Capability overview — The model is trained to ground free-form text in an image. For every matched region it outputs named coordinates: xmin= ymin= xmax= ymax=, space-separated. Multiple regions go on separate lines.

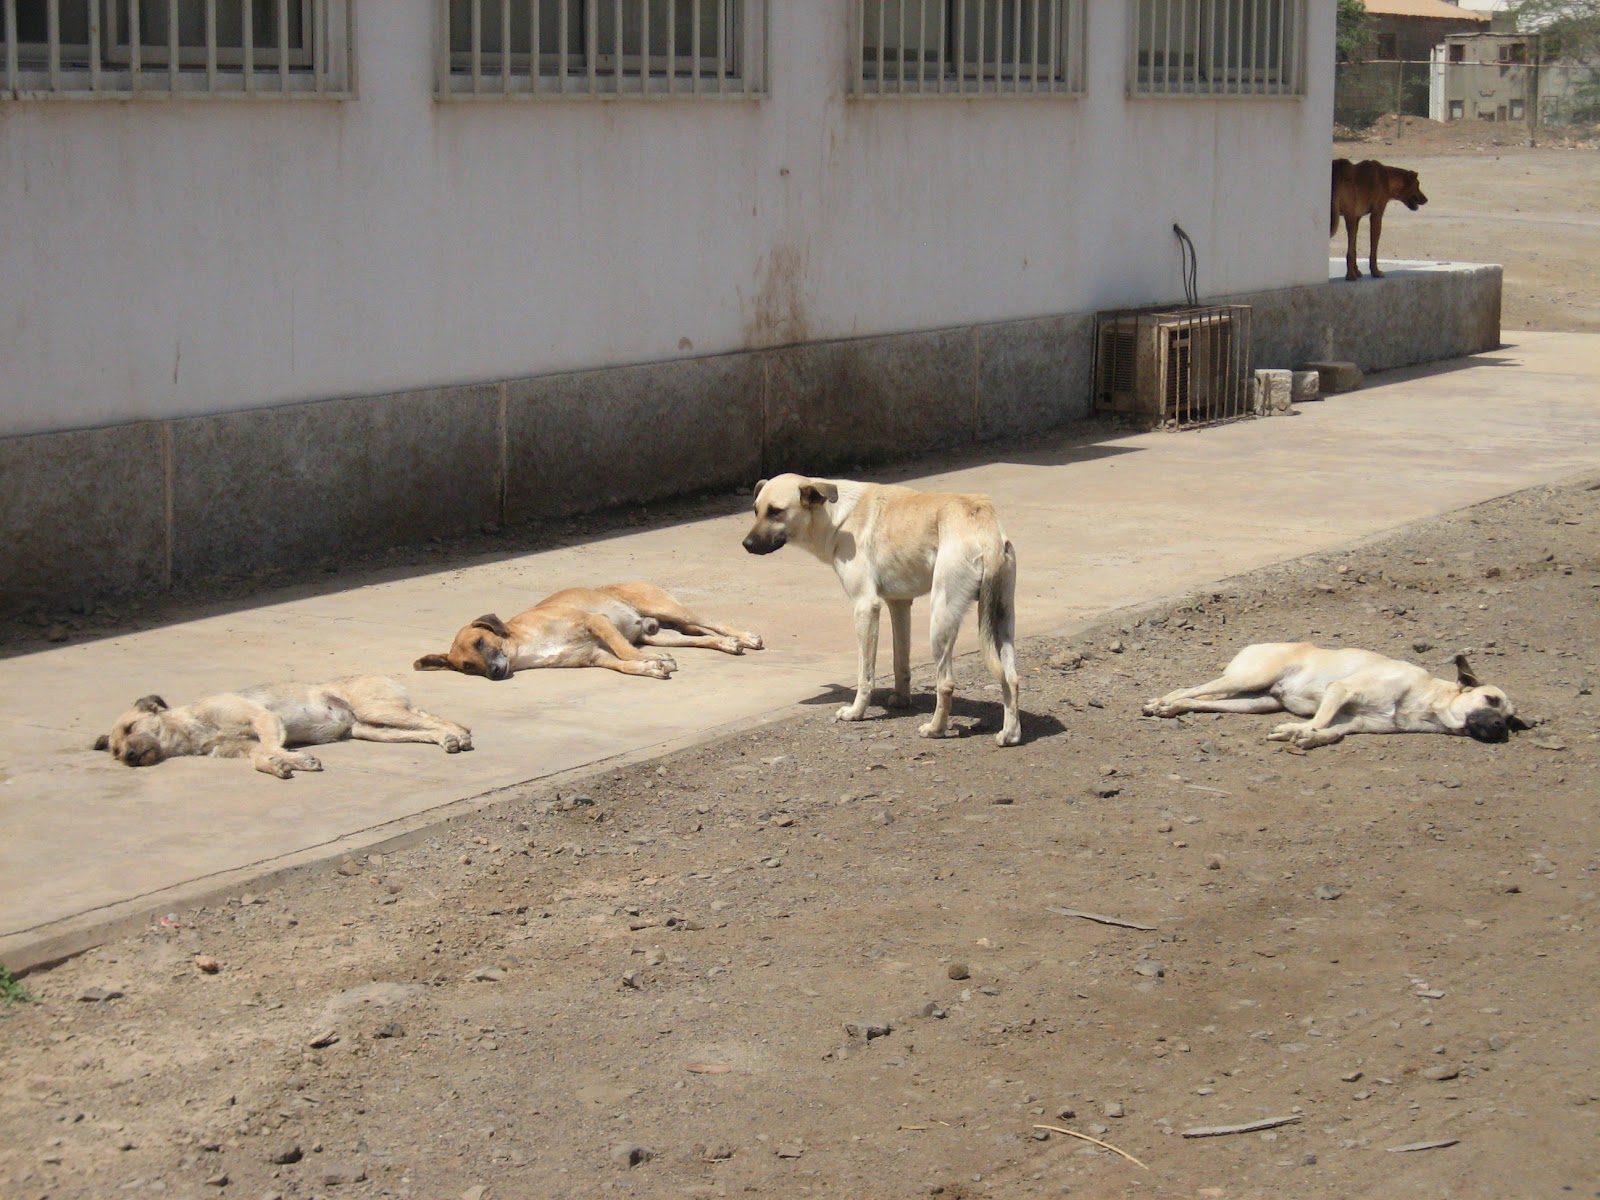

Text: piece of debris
xmin=469 ymin=966 xmax=505 ymax=982
xmin=1046 ymin=907 xmax=1156 ymax=931
xmin=1182 ymin=1115 xmax=1302 ymax=1138
xmin=844 ymin=1019 xmax=892 ymax=1041
xmin=1420 ymin=1064 xmax=1460 ymax=1082
xmin=685 ymin=1062 xmax=732 ymax=1074
xmin=1313 ymin=884 xmax=1343 ymax=901
xmin=308 ymin=1030 xmax=340 ymax=1049
xmin=611 ymin=1143 xmax=655 ymax=1167
xmin=774 ymin=1143 xmax=805 ymax=1158
xmin=193 ymin=955 xmax=220 ymax=974
xmin=79 ymin=987 xmax=123 ymax=1003
xmin=1031 ymin=1125 xmax=1147 ymax=1169
xmin=1387 ymin=1139 xmax=1459 ymax=1153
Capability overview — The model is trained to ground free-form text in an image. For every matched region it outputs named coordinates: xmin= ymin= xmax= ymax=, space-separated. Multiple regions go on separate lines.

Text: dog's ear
xmin=92 ymin=734 xmax=110 ymax=751
xmin=1507 ymin=713 xmax=1534 ymax=732
xmin=134 ymin=695 xmax=168 ymax=713
xmin=800 ymin=481 xmax=839 ymax=506
xmin=753 ymin=478 xmax=769 ymax=497
xmin=1453 ymin=654 xmax=1481 ymax=689
xmin=470 ymin=614 xmax=511 ymax=638
xmin=413 ymin=653 xmax=453 ymax=672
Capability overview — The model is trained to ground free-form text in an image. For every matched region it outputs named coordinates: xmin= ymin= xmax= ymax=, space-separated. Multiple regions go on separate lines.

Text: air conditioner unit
xmin=1093 ymin=305 xmax=1253 ymax=429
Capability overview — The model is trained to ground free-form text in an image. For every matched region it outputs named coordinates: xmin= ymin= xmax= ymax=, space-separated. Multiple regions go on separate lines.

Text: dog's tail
xmin=978 ymin=536 xmax=1022 ymax=745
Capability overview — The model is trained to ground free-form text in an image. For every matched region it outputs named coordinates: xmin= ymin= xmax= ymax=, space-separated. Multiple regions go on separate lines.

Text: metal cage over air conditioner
xmin=1093 ymin=304 xmax=1253 ymax=429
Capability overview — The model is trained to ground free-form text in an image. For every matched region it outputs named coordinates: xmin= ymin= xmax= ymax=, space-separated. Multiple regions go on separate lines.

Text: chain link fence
xmin=1336 ymin=59 xmax=1600 ymax=134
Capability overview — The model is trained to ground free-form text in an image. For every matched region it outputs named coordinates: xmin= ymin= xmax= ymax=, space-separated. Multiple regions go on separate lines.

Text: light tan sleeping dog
xmin=1144 ymin=643 xmax=1523 ymax=749
xmin=94 ymin=676 xmax=472 ymax=778
xmin=414 ymin=582 xmax=763 ymax=681
xmin=742 ymin=473 xmax=1021 ymax=746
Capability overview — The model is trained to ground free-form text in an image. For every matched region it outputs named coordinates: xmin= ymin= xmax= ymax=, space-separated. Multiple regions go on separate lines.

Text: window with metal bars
xmin=853 ymin=0 xmax=1084 ymax=96
xmin=1130 ymin=0 xmax=1304 ymax=97
xmin=2 ymin=0 xmax=352 ymax=96
xmin=437 ymin=0 xmax=766 ymax=98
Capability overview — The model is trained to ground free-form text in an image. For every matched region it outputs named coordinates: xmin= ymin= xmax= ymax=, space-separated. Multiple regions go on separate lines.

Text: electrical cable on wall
xmin=1173 ymin=224 xmax=1199 ymax=306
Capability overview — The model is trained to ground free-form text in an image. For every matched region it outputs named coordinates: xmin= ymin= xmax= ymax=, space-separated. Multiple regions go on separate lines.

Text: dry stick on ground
xmin=1387 ymin=1139 xmax=1460 ymax=1153
xmin=1031 ymin=1125 xmax=1149 ymax=1169
xmin=1045 ymin=907 xmax=1157 ymax=931
xmin=1181 ymin=1115 xmax=1303 ymax=1138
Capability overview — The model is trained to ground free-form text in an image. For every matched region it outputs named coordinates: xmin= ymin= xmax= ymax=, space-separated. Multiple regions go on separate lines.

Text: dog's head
xmin=1451 ymin=654 xmax=1525 ymax=743
xmin=414 ymin=614 xmax=515 ymax=681
xmin=1390 ymin=167 xmax=1427 ymax=211
xmin=93 ymin=695 xmax=174 ymax=767
xmin=742 ymin=474 xmax=838 ymax=556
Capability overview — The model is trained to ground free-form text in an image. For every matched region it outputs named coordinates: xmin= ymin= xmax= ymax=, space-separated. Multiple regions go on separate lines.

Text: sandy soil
xmin=3 ymin=474 xmax=1598 ymax=1200
xmin=1335 ymin=118 xmax=1600 ymax=333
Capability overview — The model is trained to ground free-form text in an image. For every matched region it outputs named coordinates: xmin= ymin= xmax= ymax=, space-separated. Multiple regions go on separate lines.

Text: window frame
xmin=851 ymin=0 xmax=1086 ymax=98
xmin=2 ymin=0 xmax=353 ymax=98
xmin=1129 ymin=0 xmax=1306 ymax=99
xmin=436 ymin=0 xmax=767 ymax=100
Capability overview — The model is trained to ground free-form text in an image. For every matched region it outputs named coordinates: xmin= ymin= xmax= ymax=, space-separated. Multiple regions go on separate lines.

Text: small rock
xmin=947 ymin=963 xmax=971 ymax=980
xmin=1313 ymin=884 xmax=1343 ymax=901
xmin=372 ymin=1023 xmax=405 ymax=1039
xmin=268 ymin=1146 xmax=303 ymax=1165
xmin=194 ymin=955 xmax=221 ymax=974
xmin=844 ymin=1019 xmax=892 ymax=1041
xmin=469 ymin=966 xmax=505 ymax=982
xmin=1134 ymin=960 xmax=1165 ymax=978
xmin=1091 ymin=783 xmax=1121 ymax=799
xmin=611 ymin=1143 xmax=655 ymax=1167
xmin=774 ymin=1143 xmax=805 ymax=1158
xmin=320 ymin=1163 xmax=368 ymax=1186
xmin=1204 ymin=854 xmax=1224 ymax=871
xmin=204 ymin=1172 xmax=229 ymax=1187
xmin=1420 ymin=1064 xmax=1460 ymax=1082
xmin=1109 ymin=640 xmax=1125 ymax=654
xmin=1056 ymin=1106 xmax=1076 ymax=1120
xmin=1104 ymin=1102 xmax=1125 ymax=1118
xmin=308 ymin=1030 xmax=340 ymax=1049
xmin=79 ymin=986 xmax=124 ymax=1003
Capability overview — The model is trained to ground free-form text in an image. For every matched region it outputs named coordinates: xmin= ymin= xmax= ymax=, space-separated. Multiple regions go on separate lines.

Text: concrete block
xmin=0 ymin=423 xmax=167 ymax=616
xmin=1299 ymin=360 xmax=1365 ymax=393
xmin=1292 ymin=370 xmax=1322 ymax=403
xmin=976 ymin=314 xmax=1097 ymax=440
xmin=1253 ymin=369 xmax=1294 ymax=415
xmin=763 ymin=329 xmax=975 ymax=474
xmin=171 ymin=385 xmax=500 ymax=583
xmin=507 ymin=353 xmax=763 ymax=523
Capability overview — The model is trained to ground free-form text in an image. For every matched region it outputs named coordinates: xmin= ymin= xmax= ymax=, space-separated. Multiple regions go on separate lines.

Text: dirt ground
xmin=1335 ymin=117 xmax=1600 ymax=334
xmin=5 ymin=120 xmax=1600 ymax=1200
xmin=4 ymin=473 xmax=1599 ymax=1200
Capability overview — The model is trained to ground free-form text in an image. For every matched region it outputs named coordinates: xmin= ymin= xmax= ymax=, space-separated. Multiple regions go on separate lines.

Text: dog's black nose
xmin=1465 ymin=709 xmax=1508 ymax=743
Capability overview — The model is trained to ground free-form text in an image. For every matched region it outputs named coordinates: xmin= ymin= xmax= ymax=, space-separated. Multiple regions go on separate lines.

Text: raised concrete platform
xmin=5 ymin=330 xmax=1587 ymax=976
xmin=0 ymin=261 xmax=1502 ymax=620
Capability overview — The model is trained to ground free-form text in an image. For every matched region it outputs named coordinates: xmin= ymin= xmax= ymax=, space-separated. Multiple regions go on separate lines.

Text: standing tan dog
xmin=94 ymin=677 xmax=472 ymax=778
xmin=415 ymin=583 xmax=763 ymax=681
xmin=742 ymin=474 xmax=1021 ymax=746
xmin=1143 ymin=643 xmax=1523 ymax=748
xmin=1331 ymin=158 xmax=1428 ymax=281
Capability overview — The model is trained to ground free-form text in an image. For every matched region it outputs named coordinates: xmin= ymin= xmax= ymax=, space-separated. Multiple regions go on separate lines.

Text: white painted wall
xmin=0 ymin=2 xmax=1334 ymax=438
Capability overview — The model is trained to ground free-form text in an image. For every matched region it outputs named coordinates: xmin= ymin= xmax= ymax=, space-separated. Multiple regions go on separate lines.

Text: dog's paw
xmin=994 ymin=727 xmax=1022 ymax=748
xmin=834 ymin=705 xmax=868 ymax=723
xmin=918 ymin=720 xmax=958 ymax=739
xmin=292 ymin=753 xmax=323 ymax=772
xmin=739 ymin=632 xmax=764 ymax=651
xmin=714 ymin=637 xmax=744 ymax=655
xmin=442 ymin=732 xmax=472 ymax=753
xmin=886 ymin=690 xmax=911 ymax=709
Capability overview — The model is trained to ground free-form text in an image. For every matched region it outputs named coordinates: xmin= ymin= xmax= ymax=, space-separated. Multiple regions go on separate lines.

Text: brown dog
xmin=94 ymin=676 xmax=472 ymax=778
xmin=1331 ymin=158 xmax=1428 ymax=281
xmin=414 ymin=582 xmax=763 ymax=681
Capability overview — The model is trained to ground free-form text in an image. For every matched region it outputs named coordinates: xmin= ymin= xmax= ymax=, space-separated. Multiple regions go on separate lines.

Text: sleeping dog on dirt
xmin=94 ymin=676 xmax=472 ymax=778
xmin=1144 ymin=643 xmax=1524 ymax=749
xmin=415 ymin=582 xmax=763 ymax=681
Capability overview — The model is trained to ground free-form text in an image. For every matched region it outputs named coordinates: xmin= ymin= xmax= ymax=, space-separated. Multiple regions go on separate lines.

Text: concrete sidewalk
xmin=5 ymin=331 xmax=1599 ymax=971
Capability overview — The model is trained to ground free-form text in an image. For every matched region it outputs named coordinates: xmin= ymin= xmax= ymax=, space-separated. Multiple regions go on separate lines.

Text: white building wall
xmin=0 ymin=2 xmax=1335 ymax=439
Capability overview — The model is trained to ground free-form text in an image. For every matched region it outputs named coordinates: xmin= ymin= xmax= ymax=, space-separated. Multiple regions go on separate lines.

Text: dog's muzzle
xmin=1465 ymin=708 xmax=1509 ymax=743
xmin=742 ymin=530 xmax=785 ymax=555
xmin=121 ymin=738 xmax=163 ymax=767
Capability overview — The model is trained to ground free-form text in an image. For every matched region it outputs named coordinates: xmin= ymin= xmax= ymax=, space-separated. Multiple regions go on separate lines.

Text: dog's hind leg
xmin=886 ymin=598 xmax=913 ymax=708
xmin=978 ymin=538 xmax=1021 ymax=746
xmin=1150 ymin=694 xmax=1283 ymax=717
xmin=351 ymin=711 xmax=472 ymax=753
xmin=627 ymin=587 xmax=764 ymax=651
xmin=1343 ymin=212 xmax=1362 ymax=280
xmin=919 ymin=572 xmax=974 ymax=740
xmin=639 ymin=627 xmax=748 ymax=656
xmin=1366 ymin=205 xmax=1386 ymax=278
xmin=584 ymin=616 xmax=678 ymax=678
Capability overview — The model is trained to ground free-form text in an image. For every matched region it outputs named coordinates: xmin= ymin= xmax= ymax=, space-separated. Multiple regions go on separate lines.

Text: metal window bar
xmin=3 ymin=0 xmax=352 ymax=98
xmin=436 ymin=0 xmax=760 ymax=100
xmin=1092 ymin=305 xmax=1254 ymax=431
xmin=854 ymin=0 xmax=1080 ymax=97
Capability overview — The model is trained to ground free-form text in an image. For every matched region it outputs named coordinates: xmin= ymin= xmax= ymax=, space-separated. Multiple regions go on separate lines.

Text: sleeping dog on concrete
xmin=1144 ymin=643 xmax=1524 ymax=749
xmin=95 ymin=676 xmax=472 ymax=778
xmin=415 ymin=582 xmax=763 ymax=681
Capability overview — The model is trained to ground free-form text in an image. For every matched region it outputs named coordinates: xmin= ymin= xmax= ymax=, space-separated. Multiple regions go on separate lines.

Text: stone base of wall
xmin=0 ymin=263 xmax=1501 ymax=619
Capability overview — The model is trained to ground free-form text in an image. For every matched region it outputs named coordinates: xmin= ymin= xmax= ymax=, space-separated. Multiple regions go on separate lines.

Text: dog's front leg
xmin=1343 ymin=213 xmax=1362 ymax=280
xmin=838 ymin=600 xmax=882 ymax=722
xmin=1268 ymin=682 xmax=1354 ymax=748
xmin=246 ymin=712 xmax=322 ymax=778
xmin=1367 ymin=206 xmax=1386 ymax=278
xmin=886 ymin=598 xmax=913 ymax=708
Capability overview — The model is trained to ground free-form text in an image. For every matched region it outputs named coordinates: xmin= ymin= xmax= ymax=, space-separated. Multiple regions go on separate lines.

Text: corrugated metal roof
xmin=1363 ymin=0 xmax=1492 ymax=18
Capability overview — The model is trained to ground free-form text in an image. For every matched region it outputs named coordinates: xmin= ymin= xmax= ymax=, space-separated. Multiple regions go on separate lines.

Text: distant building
xmin=1432 ymin=31 xmax=1535 ymax=122
xmin=1336 ymin=0 xmax=1489 ymax=123
xmin=1364 ymin=0 xmax=1488 ymax=62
